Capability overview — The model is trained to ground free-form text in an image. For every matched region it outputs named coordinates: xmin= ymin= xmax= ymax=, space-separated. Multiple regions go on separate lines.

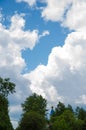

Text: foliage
xmin=0 ymin=77 xmax=15 ymax=130
xmin=76 ymin=107 xmax=86 ymax=120
xmin=22 ymin=93 xmax=47 ymax=116
xmin=17 ymin=111 xmax=46 ymax=130
xmin=66 ymin=104 xmax=73 ymax=112
xmin=52 ymin=110 xmax=75 ymax=130
xmin=16 ymin=93 xmax=47 ymax=130
xmin=50 ymin=102 xmax=86 ymax=130
xmin=54 ymin=101 xmax=66 ymax=116
xmin=0 ymin=77 xmax=15 ymax=97
xmin=0 ymin=95 xmax=13 ymax=130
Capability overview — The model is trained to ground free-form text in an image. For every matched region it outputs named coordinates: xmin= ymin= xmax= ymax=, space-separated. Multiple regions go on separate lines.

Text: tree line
xmin=0 ymin=76 xmax=86 ymax=130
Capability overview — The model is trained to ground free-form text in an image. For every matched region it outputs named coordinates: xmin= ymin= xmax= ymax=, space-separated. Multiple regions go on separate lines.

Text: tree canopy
xmin=17 ymin=111 xmax=46 ymax=130
xmin=22 ymin=93 xmax=47 ymax=116
xmin=16 ymin=93 xmax=47 ymax=130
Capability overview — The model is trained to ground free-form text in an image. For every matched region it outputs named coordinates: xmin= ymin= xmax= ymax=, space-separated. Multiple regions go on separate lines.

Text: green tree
xmin=52 ymin=110 xmax=84 ymax=130
xmin=0 ymin=77 xmax=15 ymax=130
xmin=75 ymin=107 xmax=86 ymax=129
xmin=53 ymin=102 xmax=66 ymax=118
xmin=78 ymin=108 xmax=86 ymax=120
xmin=22 ymin=93 xmax=47 ymax=116
xmin=66 ymin=104 xmax=73 ymax=113
xmin=0 ymin=95 xmax=14 ymax=130
xmin=17 ymin=111 xmax=46 ymax=130
xmin=16 ymin=93 xmax=47 ymax=130
xmin=0 ymin=77 xmax=15 ymax=97
xmin=53 ymin=110 xmax=76 ymax=130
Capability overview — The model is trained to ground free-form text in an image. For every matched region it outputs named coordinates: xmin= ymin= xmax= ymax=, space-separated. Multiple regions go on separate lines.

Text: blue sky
xmin=0 ymin=0 xmax=86 ymax=129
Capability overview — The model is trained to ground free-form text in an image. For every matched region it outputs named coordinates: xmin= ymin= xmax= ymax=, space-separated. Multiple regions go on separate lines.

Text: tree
xmin=53 ymin=102 xmax=66 ymax=117
xmin=16 ymin=93 xmax=47 ymax=130
xmin=52 ymin=110 xmax=84 ymax=130
xmin=66 ymin=104 xmax=73 ymax=113
xmin=78 ymin=108 xmax=86 ymax=120
xmin=17 ymin=111 xmax=46 ymax=130
xmin=22 ymin=93 xmax=47 ymax=116
xmin=0 ymin=77 xmax=15 ymax=97
xmin=0 ymin=95 xmax=14 ymax=130
xmin=0 ymin=77 xmax=15 ymax=130
xmin=75 ymin=107 xmax=86 ymax=129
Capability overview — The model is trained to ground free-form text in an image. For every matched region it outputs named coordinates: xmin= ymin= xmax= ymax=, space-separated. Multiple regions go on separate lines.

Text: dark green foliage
xmin=16 ymin=93 xmax=47 ymax=130
xmin=17 ymin=111 xmax=46 ymax=130
xmin=51 ymin=101 xmax=66 ymax=120
xmin=67 ymin=104 xmax=73 ymax=112
xmin=0 ymin=77 xmax=15 ymax=97
xmin=78 ymin=108 xmax=86 ymax=120
xmin=0 ymin=77 xmax=15 ymax=130
xmin=22 ymin=93 xmax=47 ymax=116
xmin=0 ymin=95 xmax=13 ymax=130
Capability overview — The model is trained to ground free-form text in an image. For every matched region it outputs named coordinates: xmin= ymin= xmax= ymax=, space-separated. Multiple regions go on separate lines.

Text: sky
xmin=0 ymin=0 xmax=86 ymax=129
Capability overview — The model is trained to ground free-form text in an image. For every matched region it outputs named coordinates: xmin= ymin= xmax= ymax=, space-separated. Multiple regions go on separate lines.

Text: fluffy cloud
xmin=42 ymin=0 xmax=72 ymax=21
xmin=15 ymin=0 xmax=86 ymax=30
xmin=0 ymin=13 xmax=49 ymax=128
xmin=15 ymin=0 xmax=86 ymax=106
xmin=41 ymin=0 xmax=86 ymax=32
xmin=1 ymin=0 xmax=86 ymax=128
xmin=24 ymin=31 xmax=86 ymax=106
xmin=62 ymin=0 xmax=86 ymax=31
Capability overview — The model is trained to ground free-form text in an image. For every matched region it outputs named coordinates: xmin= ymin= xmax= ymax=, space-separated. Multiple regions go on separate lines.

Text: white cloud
xmin=39 ymin=30 xmax=50 ymax=38
xmin=1 ymin=0 xmax=86 ymax=128
xmin=16 ymin=0 xmax=36 ymax=7
xmin=24 ymin=65 xmax=64 ymax=106
xmin=41 ymin=0 xmax=86 ymax=32
xmin=41 ymin=0 xmax=72 ymax=22
xmin=24 ymin=31 xmax=86 ymax=106
xmin=21 ymin=0 xmax=86 ymax=106
xmin=0 ymin=13 xmax=49 ymax=128
xmin=62 ymin=0 xmax=86 ymax=31
xmin=9 ymin=14 xmax=39 ymax=50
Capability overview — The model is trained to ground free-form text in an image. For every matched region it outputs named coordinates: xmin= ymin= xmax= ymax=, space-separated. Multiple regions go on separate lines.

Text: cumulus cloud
xmin=0 ymin=13 xmax=49 ymax=128
xmin=1 ymin=0 xmax=86 ymax=128
xmin=41 ymin=0 xmax=86 ymax=32
xmin=42 ymin=0 xmax=72 ymax=22
xmin=9 ymin=14 xmax=39 ymax=50
xmin=27 ymin=0 xmax=86 ymax=106
xmin=24 ymin=31 xmax=86 ymax=105
xmin=15 ymin=0 xmax=86 ymax=107
xmin=62 ymin=0 xmax=86 ymax=31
